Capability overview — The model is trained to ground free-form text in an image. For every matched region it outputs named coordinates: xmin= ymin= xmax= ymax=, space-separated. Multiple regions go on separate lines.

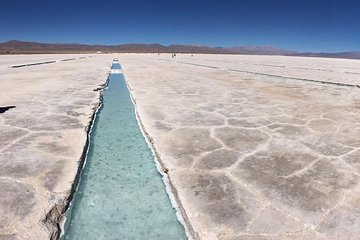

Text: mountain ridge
xmin=1 ymin=40 xmax=359 ymax=60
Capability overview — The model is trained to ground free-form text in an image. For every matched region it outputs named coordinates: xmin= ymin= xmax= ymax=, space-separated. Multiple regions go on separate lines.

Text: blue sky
xmin=0 ymin=0 xmax=359 ymax=52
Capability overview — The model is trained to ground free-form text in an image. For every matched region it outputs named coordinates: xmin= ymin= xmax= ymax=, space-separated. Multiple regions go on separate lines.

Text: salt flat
xmin=1 ymin=53 xmax=360 ymax=240
xmin=0 ymin=54 xmax=112 ymax=239
xmin=120 ymin=53 xmax=360 ymax=240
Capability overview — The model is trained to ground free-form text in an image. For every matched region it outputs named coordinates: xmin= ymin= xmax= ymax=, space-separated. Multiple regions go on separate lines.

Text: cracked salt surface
xmin=0 ymin=54 xmax=112 ymax=239
xmin=62 ymin=61 xmax=186 ymax=240
xmin=119 ymin=53 xmax=360 ymax=240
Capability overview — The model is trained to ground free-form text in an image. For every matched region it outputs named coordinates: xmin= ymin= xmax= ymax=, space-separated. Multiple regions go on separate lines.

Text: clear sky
xmin=0 ymin=0 xmax=359 ymax=52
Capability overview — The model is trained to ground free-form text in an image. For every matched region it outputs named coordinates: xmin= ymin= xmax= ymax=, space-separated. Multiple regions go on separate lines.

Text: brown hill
xmin=0 ymin=40 xmax=294 ymax=55
xmin=0 ymin=40 xmax=359 ymax=60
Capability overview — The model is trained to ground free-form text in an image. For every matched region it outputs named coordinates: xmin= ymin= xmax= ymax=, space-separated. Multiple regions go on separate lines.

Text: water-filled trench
xmin=62 ymin=60 xmax=186 ymax=240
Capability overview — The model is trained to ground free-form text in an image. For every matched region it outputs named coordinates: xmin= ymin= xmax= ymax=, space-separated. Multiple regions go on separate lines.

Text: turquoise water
xmin=62 ymin=61 xmax=186 ymax=240
xmin=111 ymin=62 xmax=121 ymax=69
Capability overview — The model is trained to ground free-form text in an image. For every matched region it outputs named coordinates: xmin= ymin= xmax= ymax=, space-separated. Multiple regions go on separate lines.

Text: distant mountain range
xmin=0 ymin=40 xmax=359 ymax=60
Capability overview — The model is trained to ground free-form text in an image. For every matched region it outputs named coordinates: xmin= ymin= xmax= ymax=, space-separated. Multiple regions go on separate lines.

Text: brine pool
xmin=61 ymin=60 xmax=187 ymax=240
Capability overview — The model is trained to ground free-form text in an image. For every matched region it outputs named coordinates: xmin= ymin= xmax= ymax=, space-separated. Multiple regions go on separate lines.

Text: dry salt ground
xmin=1 ymin=53 xmax=360 ymax=240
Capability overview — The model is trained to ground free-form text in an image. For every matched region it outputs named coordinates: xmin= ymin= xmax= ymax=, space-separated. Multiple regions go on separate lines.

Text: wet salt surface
xmin=62 ymin=62 xmax=186 ymax=240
